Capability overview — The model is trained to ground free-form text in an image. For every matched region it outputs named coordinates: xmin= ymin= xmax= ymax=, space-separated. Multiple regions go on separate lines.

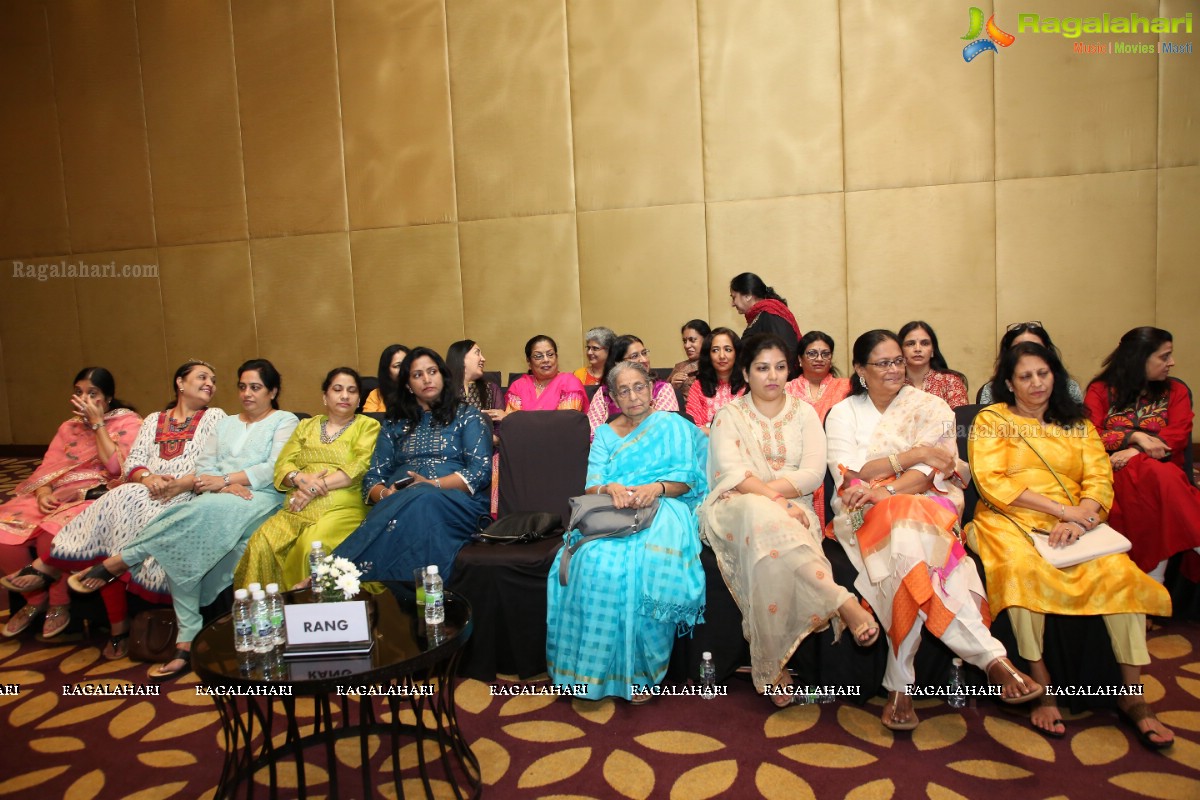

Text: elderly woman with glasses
xmin=573 ymin=327 xmax=616 ymax=388
xmin=826 ymin=330 xmax=1043 ymax=731
xmin=548 ymin=360 xmax=707 ymax=703
xmin=587 ymin=334 xmax=679 ymax=438
xmin=502 ymin=335 xmax=589 ymax=417
xmin=978 ymin=322 xmax=1083 ymax=405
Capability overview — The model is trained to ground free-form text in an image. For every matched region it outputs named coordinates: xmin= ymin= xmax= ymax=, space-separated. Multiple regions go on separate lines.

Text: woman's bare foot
xmin=1117 ymin=696 xmax=1174 ymax=750
xmin=103 ymin=620 xmax=131 ymax=660
xmin=882 ymin=690 xmax=918 ymax=731
xmin=1030 ymin=697 xmax=1066 ymax=738
xmin=838 ymin=597 xmax=880 ymax=647
xmin=770 ymin=671 xmax=795 ymax=708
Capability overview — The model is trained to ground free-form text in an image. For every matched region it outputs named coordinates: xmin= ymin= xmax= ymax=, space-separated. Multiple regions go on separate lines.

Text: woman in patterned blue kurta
xmin=547 ymin=361 xmax=707 ymax=702
xmin=336 ymin=348 xmax=492 ymax=583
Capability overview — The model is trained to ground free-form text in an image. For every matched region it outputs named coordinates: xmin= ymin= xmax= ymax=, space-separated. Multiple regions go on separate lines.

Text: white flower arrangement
xmin=314 ymin=555 xmax=362 ymax=601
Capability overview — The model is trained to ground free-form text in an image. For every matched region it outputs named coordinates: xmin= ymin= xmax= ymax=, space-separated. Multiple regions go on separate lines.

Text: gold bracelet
xmin=888 ymin=453 xmax=903 ymax=478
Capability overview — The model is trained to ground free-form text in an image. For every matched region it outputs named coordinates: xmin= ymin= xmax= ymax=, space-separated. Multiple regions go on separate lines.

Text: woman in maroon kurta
xmin=1084 ymin=327 xmax=1200 ymax=581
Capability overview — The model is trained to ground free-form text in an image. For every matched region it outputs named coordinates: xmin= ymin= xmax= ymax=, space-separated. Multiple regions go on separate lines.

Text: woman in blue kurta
xmin=71 ymin=360 xmax=297 ymax=680
xmin=547 ymin=361 xmax=707 ymax=702
xmin=335 ymin=347 xmax=492 ymax=583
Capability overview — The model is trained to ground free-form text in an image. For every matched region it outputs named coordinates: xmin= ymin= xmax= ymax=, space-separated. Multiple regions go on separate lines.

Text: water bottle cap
xmin=252 ymin=590 xmax=266 ymax=600
xmin=265 ymin=583 xmax=279 ymax=593
xmin=248 ymin=582 xmax=261 ymax=592
xmin=234 ymin=589 xmax=249 ymax=600
xmin=702 ymin=652 xmax=712 ymax=660
xmin=427 ymin=565 xmax=439 ymax=575
xmin=952 ymin=658 xmax=963 ymax=666
xmin=311 ymin=541 xmax=323 ymax=549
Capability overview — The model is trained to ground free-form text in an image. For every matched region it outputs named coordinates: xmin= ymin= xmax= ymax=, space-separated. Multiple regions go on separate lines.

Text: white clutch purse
xmin=1031 ymin=522 xmax=1131 ymax=569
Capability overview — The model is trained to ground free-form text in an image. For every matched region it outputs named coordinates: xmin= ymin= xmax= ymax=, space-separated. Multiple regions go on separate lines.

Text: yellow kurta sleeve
xmin=342 ymin=417 xmax=381 ymax=484
xmin=1077 ymin=420 xmax=1114 ymax=513
xmin=272 ymin=417 xmax=309 ymax=490
xmin=968 ymin=408 xmax=1027 ymax=509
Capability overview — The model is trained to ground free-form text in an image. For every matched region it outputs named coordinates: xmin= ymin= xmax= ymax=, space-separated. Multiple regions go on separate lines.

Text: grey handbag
xmin=557 ymin=494 xmax=659 ymax=586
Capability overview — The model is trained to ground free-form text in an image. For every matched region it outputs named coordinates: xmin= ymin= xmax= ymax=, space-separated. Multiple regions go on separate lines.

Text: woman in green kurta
xmin=236 ymin=368 xmax=380 ymax=588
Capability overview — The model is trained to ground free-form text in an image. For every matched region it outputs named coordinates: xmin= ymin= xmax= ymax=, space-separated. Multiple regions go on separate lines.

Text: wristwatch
xmin=223 ymin=475 xmax=231 ymax=486
xmin=90 ymin=421 xmax=102 ymax=431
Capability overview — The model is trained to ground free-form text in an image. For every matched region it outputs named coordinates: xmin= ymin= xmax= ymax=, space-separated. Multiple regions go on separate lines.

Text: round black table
xmin=192 ymin=586 xmax=479 ymax=799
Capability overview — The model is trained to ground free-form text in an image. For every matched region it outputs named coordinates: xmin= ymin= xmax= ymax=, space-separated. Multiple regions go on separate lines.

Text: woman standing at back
xmin=729 ymin=272 xmax=801 ymax=380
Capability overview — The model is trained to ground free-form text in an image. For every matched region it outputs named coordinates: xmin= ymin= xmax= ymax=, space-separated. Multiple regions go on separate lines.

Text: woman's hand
xmin=221 ymin=484 xmax=253 ymax=500
xmin=909 ymin=445 xmax=955 ymax=476
xmin=780 ymin=499 xmax=810 ymax=528
xmin=668 ymin=369 xmax=688 ymax=389
xmin=1060 ymin=504 xmax=1100 ymax=531
xmin=622 ymin=484 xmax=661 ymax=509
xmin=141 ymin=474 xmax=172 ymax=500
xmin=605 ymin=483 xmax=631 ymax=509
xmin=1110 ymin=447 xmax=1139 ymax=470
xmin=289 ymin=488 xmax=314 ymax=513
xmin=1045 ymin=521 xmax=1084 ymax=548
xmin=844 ymin=484 xmax=886 ymax=511
xmin=1130 ymin=432 xmax=1170 ymax=459
xmin=36 ymin=490 xmax=61 ymax=514
xmin=293 ymin=471 xmax=330 ymax=497
xmin=192 ymin=474 xmax=226 ymax=494
xmin=157 ymin=476 xmax=193 ymax=501
xmin=483 ymin=408 xmax=507 ymax=425
xmin=71 ymin=394 xmax=106 ymax=428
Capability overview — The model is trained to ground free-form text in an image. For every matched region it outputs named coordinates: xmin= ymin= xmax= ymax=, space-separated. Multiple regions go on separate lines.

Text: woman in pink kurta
xmin=785 ymin=331 xmax=852 ymax=529
xmin=0 ymin=368 xmax=140 ymax=638
xmin=686 ymin=327 xmax=744 ymax=430
xmin=503 ymin=335 xmax=588 ymax=414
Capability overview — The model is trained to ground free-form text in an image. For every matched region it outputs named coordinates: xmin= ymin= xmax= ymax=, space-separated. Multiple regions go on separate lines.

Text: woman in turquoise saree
xmin=547 ymin=361 xmax=707 ymax=702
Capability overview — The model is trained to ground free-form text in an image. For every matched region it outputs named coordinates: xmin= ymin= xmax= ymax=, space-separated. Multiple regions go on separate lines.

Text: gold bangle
xmin=888 ymin=453 xmax=903 ymax=478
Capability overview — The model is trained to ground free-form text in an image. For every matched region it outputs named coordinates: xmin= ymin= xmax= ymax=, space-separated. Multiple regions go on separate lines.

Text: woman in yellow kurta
xmin=235 ymin=368 xmax=380 ymax=587
xmin=967 ymin=342 xmax=1173 ymax=748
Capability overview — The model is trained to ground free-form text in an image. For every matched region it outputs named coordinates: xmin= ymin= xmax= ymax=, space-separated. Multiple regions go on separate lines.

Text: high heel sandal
xmin=986 ymin=657 xmax=1044 ymax=704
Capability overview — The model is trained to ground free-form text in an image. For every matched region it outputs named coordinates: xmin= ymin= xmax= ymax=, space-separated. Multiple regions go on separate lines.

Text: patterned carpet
xmin=3 ymin=456 xmax=1200 ymax=799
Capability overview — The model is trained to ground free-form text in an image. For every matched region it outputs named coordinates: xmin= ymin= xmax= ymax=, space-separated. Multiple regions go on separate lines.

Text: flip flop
xmin=103 ymin=631 xmax=130 ymax=661
xmin=882 ymin=690 xmax=919 ymax=731
xmin=1029 ymin=698 xmax=1066 ymax=739
xmin=68 ymin=563 xmax=121 ymax=594
xmin=148 ymin=648 xmax=192 ymax=682
xmin=987 ymin=657 xmax=1044 ymax=704
xmin=0 ymin=564 xmax=57 ymax=594
xmin=1118 ymin=699 xmax=1174 ymax=750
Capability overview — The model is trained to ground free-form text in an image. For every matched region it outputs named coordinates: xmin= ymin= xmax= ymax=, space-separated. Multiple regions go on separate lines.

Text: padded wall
xmin=0 ymin=0 xmax=1197 ymax=441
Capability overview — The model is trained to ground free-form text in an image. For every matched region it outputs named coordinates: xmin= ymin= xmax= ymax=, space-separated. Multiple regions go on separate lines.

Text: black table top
xmin=193 ymin=586 xmax=472 ymax=693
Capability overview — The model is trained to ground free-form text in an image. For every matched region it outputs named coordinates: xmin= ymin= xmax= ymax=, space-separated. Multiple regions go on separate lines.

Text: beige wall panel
xmin=1157 ymin=166 xmax=1200 ymax=394
xmin=706 ymin=194 xmax=848 ymax=374
xmin=996 ymin=171 xmax=1157 ymax=388
xmin=459 ymin=214 xmax=580 ymax=378
xmin=841 ymin=1 xmax=994 ymax=191
xmin=47 ymin=0 xmax=155 ymax=253
xmin=569 ymin=0 xmax=703 ymax=211
xmin=137 ymin=1 xmax=248 ymax=246
xmin=233 ymin=0 xmax=348 ymax=238
xmin=351 ymin=224 xmax=464 ymax=371
xmin=1159 ymin=0 xmax=1200 ymax=167
xmin=159 ymin=241 xmax=258 ymax=401
xmin=698 ymin=0 xmax=843 ymax=201
xmin=337 ymin=0 xmax=457 ymax=229
xmin=0 ymin=3 xmax=69 ymax=259
xmin=73 ymin=249 xmax=167 ymax=418
xmin=250 ymin=234 xmax=357 ymax=417
xmin=846 ymin=183 xmax=997 ymax=391
xmin=994 ymin=0 xmax=1157 ymax=180
xmin=447 ymin=0 xmax=575 ymax=220
xmin=0 ymin=259 xmax=83 ymax=443
xmin=577 ymin=205 xmax=708 ymax=373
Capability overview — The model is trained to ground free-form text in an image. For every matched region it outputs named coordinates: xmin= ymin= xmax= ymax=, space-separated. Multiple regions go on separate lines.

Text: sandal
xmin=1117 ymin=698 xmax=1174 ymax=751
xmin=986 ymin=657 xmax=1044 ymax=704
xmin=103 ymin=630 xmax=130 ymax=661
xmin=2 ymin=603 xmax=45 ymax=638
xmin=1029 ymin=696 xmax=1066 ymax=739
xmin=68 ymin=563 xmax=121 ymax=594
xmin=882 ymin=690 xmax=919 ymax=731
xmin=0 ymin=564 xmax=57 ymax=594
xmin=148 ymin=647 xmax=192 ymax=682
xmin=40 ymin=605 xmax=71 ymax=639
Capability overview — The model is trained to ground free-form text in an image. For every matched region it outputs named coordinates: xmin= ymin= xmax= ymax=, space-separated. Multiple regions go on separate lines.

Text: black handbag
xmin=476 ymin=511 xmax=561 ymax=544
xmin=557 ymin=494 xmax=659 ymax=586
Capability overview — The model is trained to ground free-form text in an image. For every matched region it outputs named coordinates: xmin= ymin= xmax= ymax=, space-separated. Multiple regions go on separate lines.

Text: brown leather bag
xmin=128 ymin=609 xmax=178 ymax=663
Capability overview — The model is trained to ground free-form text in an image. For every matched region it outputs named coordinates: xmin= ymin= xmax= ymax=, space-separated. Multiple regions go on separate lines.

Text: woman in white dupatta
xmin=701 ymin=335 xmax=880 ymax=707
xmin=826 ymin=330 xmax=1042 ymax=731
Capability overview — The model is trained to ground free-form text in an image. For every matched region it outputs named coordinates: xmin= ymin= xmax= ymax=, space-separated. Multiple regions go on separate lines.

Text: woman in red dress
xmin=1084 ymin=326 xmax=1200 ymax=582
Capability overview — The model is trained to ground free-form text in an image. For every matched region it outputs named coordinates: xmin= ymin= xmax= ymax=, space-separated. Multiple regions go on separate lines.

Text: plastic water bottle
xmin=947 ymin=657 xmax=967 ymax=708
xmin=232 ymin=588 xmax=253 ymax=653
xmin=309 ymin=541 xmax=327 ymax=598
xmin=424 ymin=565 xmax=444 ymax=625
xmin=251 ymin=589 xmax=273 ymax=654
xmin=699 ymin=651 xmax=717 ymax=699
xmin=265 ymin=583 xmax=286 ymax=646
xmin=247 ymin=582 xmax=262 ymax=594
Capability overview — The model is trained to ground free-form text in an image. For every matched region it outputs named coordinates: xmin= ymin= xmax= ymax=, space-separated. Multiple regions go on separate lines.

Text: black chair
xmin=449 ymin=411 xmax=590 ymax=680
xmin=482 ymin=370 xmax=501 ymax=388
xmin=507 ymin=372 xmax=526 ymax=388
xmin=584 ymin=383 xmax=601 ymax=403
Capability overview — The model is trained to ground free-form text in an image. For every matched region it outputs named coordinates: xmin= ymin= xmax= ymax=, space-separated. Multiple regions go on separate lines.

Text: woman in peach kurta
xmin=786 ymin=331 xmax=852 ymax=528
xmin=966 ymin=342 xmax=1172 ymax=746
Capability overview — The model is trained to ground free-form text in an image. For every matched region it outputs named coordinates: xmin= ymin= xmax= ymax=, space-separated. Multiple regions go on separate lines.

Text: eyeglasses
xmin=530 ymin=351 xmax=556 ymax=361
xmin=866 ymin=357 xmax=906 ymax=369
xmin=1006 ymin=321 xmax=1043 ymax=332
xmin=585 ymin=345 xmax=607 ymax=352
xmin=803 ymin=349 xmax=832 ymax=360
xmin=626 ymin=349 xmax=650 ymax=360
xmin=615 ymin=382 xmax=650 ymax=398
